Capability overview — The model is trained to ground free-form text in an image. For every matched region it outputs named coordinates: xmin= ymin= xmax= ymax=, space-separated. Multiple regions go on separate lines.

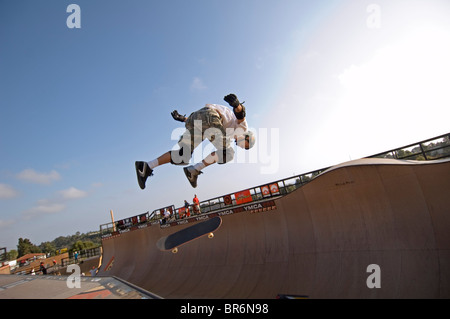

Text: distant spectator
xmin=161 ymin=208 xmax=170 ymax=225
xmin=39 ymin=262 xmax=47 ymax=275
xmin=193 ymin=194 xmax=200 ymax=214
xmin=184 ymin=200 xmax=191 ymax=218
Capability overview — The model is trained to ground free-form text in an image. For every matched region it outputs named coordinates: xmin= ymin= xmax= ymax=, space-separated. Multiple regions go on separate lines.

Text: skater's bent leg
xmin=193 ymin=152 xmax=219 ymax=171
xmin=148 ymin=151 xmax=171 ymax=169
xmin=156 ymin=152 xmax=171 ymax=166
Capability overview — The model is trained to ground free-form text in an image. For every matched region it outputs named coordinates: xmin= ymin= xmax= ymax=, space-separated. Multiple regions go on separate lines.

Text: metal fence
xmin=369 ymin=133 xmax=450 ymax=160
xmin=60 ymin=247 xmax=102 ymax=267
xmin=99 ymin=132 xmax=450 ymax=237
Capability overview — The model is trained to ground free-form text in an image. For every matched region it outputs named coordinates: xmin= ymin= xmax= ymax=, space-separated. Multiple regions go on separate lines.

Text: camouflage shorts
xmin=171 ymin=107 xmax=233 ymax=165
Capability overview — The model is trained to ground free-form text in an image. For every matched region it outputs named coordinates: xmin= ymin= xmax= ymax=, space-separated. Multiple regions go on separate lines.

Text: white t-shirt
xmin=205 ymin=104 xmax=248 ymax=134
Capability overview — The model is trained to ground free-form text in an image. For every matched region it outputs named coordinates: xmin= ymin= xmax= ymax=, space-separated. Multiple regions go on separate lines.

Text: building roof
xmin=16 ymin=253 xmax=46 ymax=262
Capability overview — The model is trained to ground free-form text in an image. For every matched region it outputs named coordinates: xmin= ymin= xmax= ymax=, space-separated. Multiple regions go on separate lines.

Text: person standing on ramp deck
xmin=135 ymin=93 xmax=255 ymax=189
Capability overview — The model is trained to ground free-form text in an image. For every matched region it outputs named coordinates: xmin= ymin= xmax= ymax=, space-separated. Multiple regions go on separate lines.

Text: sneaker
xmin=183 ymin=165 xmax=203 ymax=188
xmin=135 ymin=161 xmax=153 ymax=190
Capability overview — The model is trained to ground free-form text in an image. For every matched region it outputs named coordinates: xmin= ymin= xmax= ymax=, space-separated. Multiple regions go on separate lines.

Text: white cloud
xmin=0 ymin=184 xmax=18 ymax=199
xmin=255 ymin=56 xmax=264 ymax=70
xmin=35 ymin=199 xmax=65 ymax=213
xmin=338 ymin=26 xmax=450 ymax=104
xmin=0 ymin=219 xmax=15 ymax=229
xmin=333 ymin=25 xmax=450 ymax=154
xmin=17 ymin=169 xmax=61 ymax=185
xmin=91 ymin=182 xmax=103 ymax=188
xmin=190 ymin=77 xmax=207 ymax=91
xmin=22 ymin=199 xmax=66 ymax=220
xmin=59 ymin=187 xmax=88 ymax=200
xmin=19 ymin=185 xmax=88 ymax=221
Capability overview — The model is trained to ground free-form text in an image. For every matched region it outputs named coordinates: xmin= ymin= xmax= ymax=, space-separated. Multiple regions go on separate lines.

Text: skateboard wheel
xmin=172 ymin=248 xmax=178 ymax=254
xmin=208 ymin=232 xmax=214 ymax=239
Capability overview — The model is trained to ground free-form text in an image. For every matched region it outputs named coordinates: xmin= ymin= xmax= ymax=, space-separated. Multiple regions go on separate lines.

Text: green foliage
xmin=71 ymin=240 xmax=97 ymax=251
xmin=15 ymin=231 xmax=101 ymax=258
xmin=17 ymin=238 xmax=41 ymax=257
xmin=6 ymin=250 xmax=18 ymax=261
xmin=39 ymin=242 xmax=56 ymax=254
xmin=44 ymin=231 xmax=101 ymax=253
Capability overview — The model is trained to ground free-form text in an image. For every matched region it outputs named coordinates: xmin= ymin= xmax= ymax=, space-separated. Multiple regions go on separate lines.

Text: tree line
xmin=6 ymin=231 xmax=101 ymax=261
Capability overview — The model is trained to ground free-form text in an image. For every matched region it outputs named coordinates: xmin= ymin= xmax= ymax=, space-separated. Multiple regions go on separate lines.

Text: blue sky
xmin=1 ymin=0 xmax=449 ymax=251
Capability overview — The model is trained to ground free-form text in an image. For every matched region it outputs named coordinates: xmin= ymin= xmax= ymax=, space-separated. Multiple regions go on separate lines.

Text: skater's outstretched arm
xmin=224 ymin=93 xmax=246 ymax=124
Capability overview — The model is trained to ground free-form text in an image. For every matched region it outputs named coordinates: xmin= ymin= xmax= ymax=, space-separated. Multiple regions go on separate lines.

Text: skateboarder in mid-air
xmin=135 ymin=93 xmax=255 ymax=189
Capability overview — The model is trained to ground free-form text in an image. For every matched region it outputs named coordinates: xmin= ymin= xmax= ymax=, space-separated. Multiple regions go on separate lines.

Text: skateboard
xmin=156 ymin=216 xmax=222 ymax=253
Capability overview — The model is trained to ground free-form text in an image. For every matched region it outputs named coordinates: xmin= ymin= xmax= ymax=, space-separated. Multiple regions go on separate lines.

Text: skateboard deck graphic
xmin=156 ymin=216 xmax=222 ymax=253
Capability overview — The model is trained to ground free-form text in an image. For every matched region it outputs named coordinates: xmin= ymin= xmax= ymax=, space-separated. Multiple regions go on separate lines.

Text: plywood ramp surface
xmin=98 ymin=158 xmax=450 ymax=298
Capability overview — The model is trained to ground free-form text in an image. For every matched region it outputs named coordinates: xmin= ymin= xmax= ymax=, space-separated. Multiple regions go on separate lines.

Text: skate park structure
xmin=97 ymin=133 xmax=450 ymax=298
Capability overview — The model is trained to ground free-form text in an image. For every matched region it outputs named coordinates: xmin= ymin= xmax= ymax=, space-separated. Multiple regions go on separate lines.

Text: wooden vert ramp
xmin=98 ymin=158 xmax=450 ymax=298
